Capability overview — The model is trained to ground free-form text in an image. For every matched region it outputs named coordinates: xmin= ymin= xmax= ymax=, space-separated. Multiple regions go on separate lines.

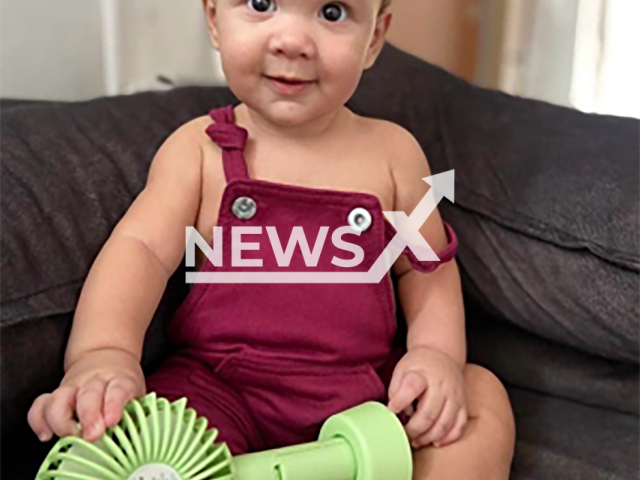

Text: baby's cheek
xmin=324 ymin=55 xmax=366 ymax=99
xmin=220 ymin=52 xmax=262 ymax=100
xmin=220 ymin=39 xmax=257 ymax=73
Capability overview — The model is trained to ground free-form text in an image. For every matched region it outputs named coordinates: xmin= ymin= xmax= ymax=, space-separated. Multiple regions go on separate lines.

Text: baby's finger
xmin=412 ymin=399 xmax=457 ymax=448
xmin=388 ymin=371 xmax=427 ymax=414
xmin=103 ymin=376 xmax=138 ymax=427
xmin=387 ymin=366 xmax=404 ymax=401
xmin=28 ymin=394 xmax=54 ymax=442
xmin=43 ymin=386 xmax=80 ymax=438
xmin=434 ymin=408 xmax=468 ymax=447
xmin=76 ymin=378 xmax=107 ymax=441
xmin=405 ymin=386 xmax=445 ymax=440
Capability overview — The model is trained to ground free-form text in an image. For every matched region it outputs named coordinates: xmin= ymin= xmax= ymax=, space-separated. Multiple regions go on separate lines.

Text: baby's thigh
xmin=145 ymin=354 xmax=264 ymax=455
xmin=411 ymin=365 xmax=515 ymax=480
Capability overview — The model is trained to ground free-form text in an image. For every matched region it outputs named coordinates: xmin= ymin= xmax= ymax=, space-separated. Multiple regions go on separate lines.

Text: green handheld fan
xmin=36 ymin=393 xmax=413 ymax=480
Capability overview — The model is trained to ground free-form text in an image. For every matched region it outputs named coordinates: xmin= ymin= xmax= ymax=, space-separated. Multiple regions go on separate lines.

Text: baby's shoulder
xmin=351 ymin=113 xmax=427 ymax=167
xmin=352 ymin=113 xmax=408 ymax=135
xmin=146 ymin=115 xmax=215 ymax=181
xmin=172 ymin=114 xmax=215 ymax=144
xmin=154 ymin=115 xmax=213 ymax=157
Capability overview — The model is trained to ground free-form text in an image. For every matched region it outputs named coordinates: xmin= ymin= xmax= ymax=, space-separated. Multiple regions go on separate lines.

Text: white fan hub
xmin=128 ymin=463 xmax=182 ymax=480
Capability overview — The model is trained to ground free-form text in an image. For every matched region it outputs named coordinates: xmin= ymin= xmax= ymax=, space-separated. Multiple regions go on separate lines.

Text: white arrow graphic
xmin=367 ymin=170 xmax=455 ymax=282
xmin=384 ymin=170 xmax=455 ymax=260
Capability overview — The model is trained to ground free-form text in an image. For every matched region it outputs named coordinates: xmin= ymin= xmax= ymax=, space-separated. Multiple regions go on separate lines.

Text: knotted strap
xmin=385 ymin=220 xmax=459 ymax=274
xmin=206 ymin=122 xmax=248 ymax=150
xmin=206 ymin=105 xmax=250 ymax=182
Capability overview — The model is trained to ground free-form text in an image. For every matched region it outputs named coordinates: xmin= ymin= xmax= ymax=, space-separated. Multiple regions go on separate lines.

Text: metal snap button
xmin=348 ymin=207 xmax=372 ymax=232
xmin=232 ymin=196 xmax=257 ymax=220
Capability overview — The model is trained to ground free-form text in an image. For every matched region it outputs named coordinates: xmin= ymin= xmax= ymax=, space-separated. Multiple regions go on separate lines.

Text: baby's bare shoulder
xmin=155 ymin=115 xmax=211 ymax=155
xmin=174 ymin=115 xmax=215 ymax=146
xmin=352 ymin=115 xmax=427 ymax=168
xmin=151 ymin=115 xmax=212 ymax=165
xmin=144 ymin=115 xmax=214 ymax=190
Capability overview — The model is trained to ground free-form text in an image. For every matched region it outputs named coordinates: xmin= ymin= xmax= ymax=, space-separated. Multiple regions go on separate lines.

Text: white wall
xmin=0 ymin=0 xmax=105 ymax=101
xmin=500 ymin=0 xmax=580 ymax=108
xmin=0 ymin=0 xmax=222 ymax=102
xmin=525 ymin=0 xmax=580 ymax=107
xmin=594 ymin=0 xmax=640 ymax=118
xmin=115 ymin=0 xmax=222 ymax=94
xmin=571 ymin=0 xmax=640 ymax=118
xmin=500 ymin=0 xmax=639 ymax=117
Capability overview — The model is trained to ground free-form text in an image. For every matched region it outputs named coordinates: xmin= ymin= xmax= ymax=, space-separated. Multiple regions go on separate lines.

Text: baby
xmin=29 ymin=0 xmax=515 ymax=477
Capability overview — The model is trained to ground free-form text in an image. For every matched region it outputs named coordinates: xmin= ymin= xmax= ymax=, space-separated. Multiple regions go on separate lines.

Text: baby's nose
xmin=268 ymin=22 xmax=317 ymax=60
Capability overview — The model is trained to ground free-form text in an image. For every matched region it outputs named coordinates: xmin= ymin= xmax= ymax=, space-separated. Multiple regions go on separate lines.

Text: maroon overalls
xmin=146 ymin=105 xmax=458 ymax=454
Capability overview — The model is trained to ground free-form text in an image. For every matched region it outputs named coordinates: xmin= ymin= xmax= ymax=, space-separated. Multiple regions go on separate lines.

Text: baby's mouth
xmin=264 ymin=75 xmax=317 ymax=95
xmin=264 ymin=75 xmax=316 ymax=85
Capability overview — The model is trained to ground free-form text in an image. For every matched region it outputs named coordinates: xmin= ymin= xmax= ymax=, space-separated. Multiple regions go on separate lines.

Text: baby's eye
xmin=247 ymin=0 xmax=276 ymax=13
xmin=320 ymin=2 xmax=348 ymax=22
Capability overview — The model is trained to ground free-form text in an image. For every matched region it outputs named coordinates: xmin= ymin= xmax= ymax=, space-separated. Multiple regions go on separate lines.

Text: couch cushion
xmin=349 ymin=44 xmax=639 ymax=362
xmin=1 ymin=88 xmax=237 ymax=439
xmin=466 ymin=301 xmax=639 ymax=415
xmin=1 ymin=87 xmax=235 ymax=328
xmin=507 ymin=386 xmax=639 ymax=480
xmin=0 ymin=274 xmax=184 ymax=435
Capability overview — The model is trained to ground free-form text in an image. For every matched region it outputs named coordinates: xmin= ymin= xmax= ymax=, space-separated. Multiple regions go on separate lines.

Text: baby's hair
xmin=379 ymin=0 xmax=391 ymax=14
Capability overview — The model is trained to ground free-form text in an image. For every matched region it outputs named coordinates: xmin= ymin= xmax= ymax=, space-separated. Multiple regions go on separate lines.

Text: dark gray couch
xmin=2 ymin=44 xmax=639 ymax=479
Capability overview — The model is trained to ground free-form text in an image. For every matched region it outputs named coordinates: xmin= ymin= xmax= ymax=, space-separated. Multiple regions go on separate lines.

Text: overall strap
xmin=384 ymin=220 xmax=459 ymax=274
xmin=206 ymin=105 xmax=250 ymax=182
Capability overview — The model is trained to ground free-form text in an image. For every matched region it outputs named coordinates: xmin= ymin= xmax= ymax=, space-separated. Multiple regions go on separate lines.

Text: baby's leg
xmin=145 ymin=353 xmax=264 ymax=455
xmin=412 ymin=365 xmax=516 ymax=480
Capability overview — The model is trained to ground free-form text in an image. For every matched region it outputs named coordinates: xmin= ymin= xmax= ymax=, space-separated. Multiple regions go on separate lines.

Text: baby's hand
xmin=387 ymin=347 xmax=467 ymax=449
xmin=28 ymin=348 xmax=145 ymax=443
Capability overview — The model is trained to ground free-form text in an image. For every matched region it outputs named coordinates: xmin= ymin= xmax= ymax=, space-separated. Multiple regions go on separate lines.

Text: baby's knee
xmin=463 ymin=364 xmax=516 ymax=443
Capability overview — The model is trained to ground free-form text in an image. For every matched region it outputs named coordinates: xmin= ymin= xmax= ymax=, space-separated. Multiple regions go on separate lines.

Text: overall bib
xmin=146 ymin=105 xmax=458 ymax=454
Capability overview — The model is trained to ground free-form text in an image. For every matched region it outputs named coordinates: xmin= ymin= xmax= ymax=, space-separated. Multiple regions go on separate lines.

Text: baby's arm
xmin=388 ymin=130 xmax=466 ymax=365
xmin=65 ymin=121 xmax=203 ymax=367
xmin=385 ymin=126 xmax=467 ymax=448
xmin=28 ymin=119 xmax=205 ymax=442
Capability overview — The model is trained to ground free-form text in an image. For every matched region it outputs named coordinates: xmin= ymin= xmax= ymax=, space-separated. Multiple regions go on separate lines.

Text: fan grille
xmin=36 ymin=393 xmax=235 ymax=480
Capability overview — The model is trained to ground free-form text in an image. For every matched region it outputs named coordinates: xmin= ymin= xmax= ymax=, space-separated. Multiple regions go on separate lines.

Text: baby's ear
xmin=364 ymin=11 xmax=393 ymax=70
xmin=202 ymin=0 xmax=220 ymax=50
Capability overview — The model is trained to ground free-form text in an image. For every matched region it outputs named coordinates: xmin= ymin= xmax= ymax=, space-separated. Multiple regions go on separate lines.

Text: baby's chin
xmin=244 ymin=97 xmax=340 ymax=130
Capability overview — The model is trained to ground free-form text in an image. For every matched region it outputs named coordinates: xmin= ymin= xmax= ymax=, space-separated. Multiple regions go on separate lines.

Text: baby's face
xmin=204 ymin=0 xmax=390 ymax=127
